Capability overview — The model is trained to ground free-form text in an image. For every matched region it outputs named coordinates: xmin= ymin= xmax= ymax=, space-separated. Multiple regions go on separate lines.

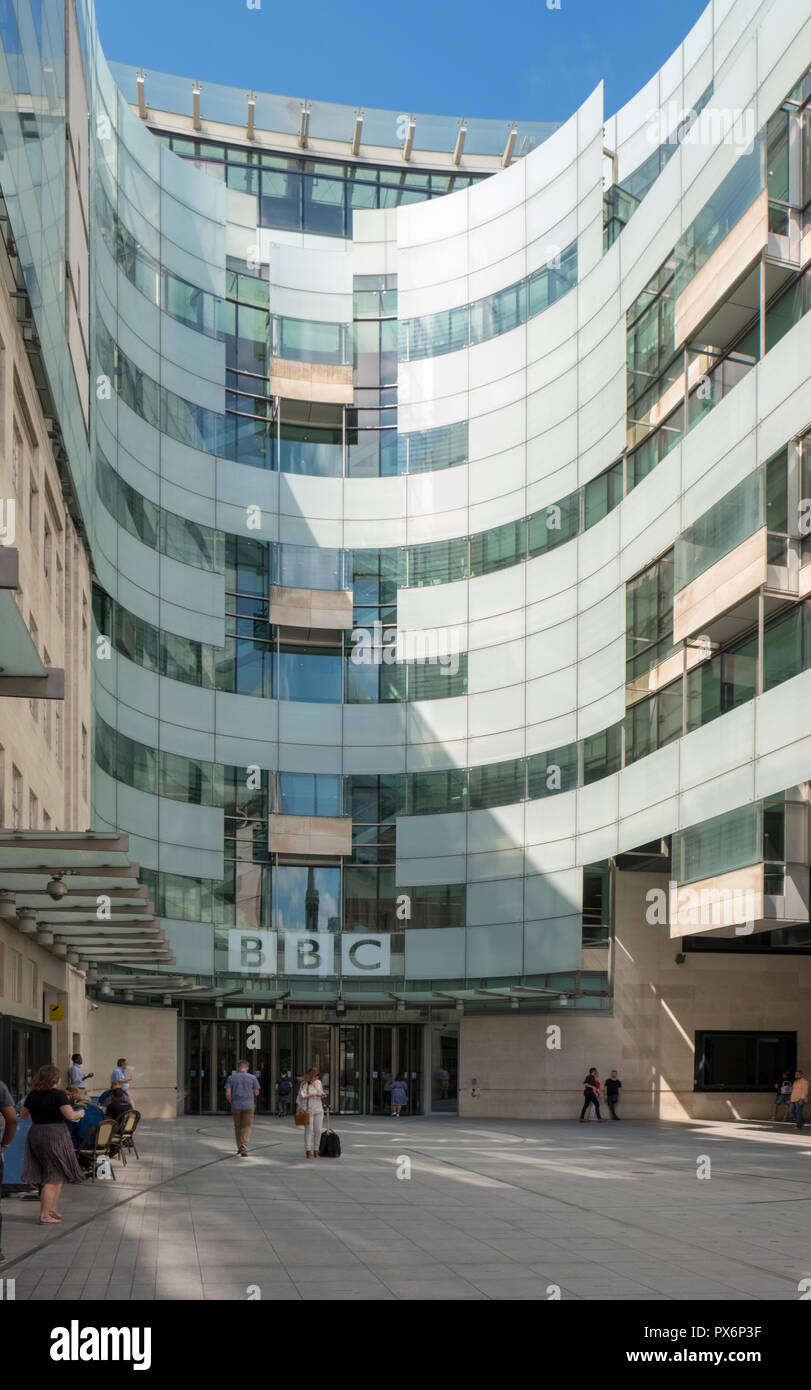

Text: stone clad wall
xmin=460 ymin=869 xmax=811 ymax=1121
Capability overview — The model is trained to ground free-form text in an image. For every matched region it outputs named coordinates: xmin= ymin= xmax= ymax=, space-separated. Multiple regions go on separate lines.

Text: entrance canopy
xmin=0 ymin=831 xmax=174 ymax=970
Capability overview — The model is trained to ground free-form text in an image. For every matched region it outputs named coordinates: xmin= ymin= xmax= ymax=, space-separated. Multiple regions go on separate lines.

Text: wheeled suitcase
xmin=318 ymin=1107 xmax=341 ymax=1158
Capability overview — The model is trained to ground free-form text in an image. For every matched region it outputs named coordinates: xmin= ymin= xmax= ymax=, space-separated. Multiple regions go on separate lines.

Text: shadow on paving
xmin=1 ymin=1115 xmax=809 ymax=1300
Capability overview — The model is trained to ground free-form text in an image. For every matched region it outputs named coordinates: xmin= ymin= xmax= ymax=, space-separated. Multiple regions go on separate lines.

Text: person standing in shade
xmin=275 ymin=1070 xmax=292 ymax=1119
xmin=605 ymin=1070 xmax=622 ymax=1120
xmin=0 ymin=1077 xmax=18 ymax=1263
xmin=20 ymin=1066 xmax=84 ymax=1225
xmin=225 ymin=1060 xmax=260 ymax=1156
xmin=790 ymin=1069 xmax=808 ymax=1130
xmin=389 ymin=1074 xmax=408 ymax=1118
xmin=296 ymin=1066 xmax=326 ymax=1159
xmin=772 ymin=1071 xmax=793 ymax=1121
xmin=579 ymin=1067 xmax=607 ymax=1123
xmin=68 ymin=1054 xmax=93 ymax=1094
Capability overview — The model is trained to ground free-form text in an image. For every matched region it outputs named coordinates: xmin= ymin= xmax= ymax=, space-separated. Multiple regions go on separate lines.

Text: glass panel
xmin=279 ymin=423 xmax=342 ymax=476
xmin=673 ymin=803 xmax=761 ymax=883
xmin=674 ymin=469 xmax=764 ymax=591
xmin=276 ymin=647 xmax=342 ymax=702
xmin=764 ymin=608 xmax=801 ymax=690
xmin=278 ymin=772 xmax=341 ymax=817
xmin=274 ymin=867 xmax=341 ymax=933
xmin=583 ymin=725 xmax=622 ymax=783
xmin=468 ymin=760 xmax=524 ymax=810
xmin=767 ymin=110 xmax=790 ymax=205
xmin=527 ymin=744 xmax=579 ymax=796
xmin=469 ymin=519 xmax=526 ymax=576
xmin=408 ymin=537 xmax=468 ymax=587
xmin=430 ymin=1024 xmax=458 ymax=1112
xmin=528 ymin=492 xmax=579 ymax=555
xmin=584 ymin=462 xmax=623 ymax=529
xmin=409 ymin=769 xmax=467 ymax=815
xmin=260 ymin=170 xmax=303 ymax=230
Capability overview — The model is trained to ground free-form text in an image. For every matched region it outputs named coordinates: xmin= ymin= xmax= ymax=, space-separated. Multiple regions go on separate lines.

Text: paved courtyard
xmin=1 ymin=1115 xmax=810 ymax=1300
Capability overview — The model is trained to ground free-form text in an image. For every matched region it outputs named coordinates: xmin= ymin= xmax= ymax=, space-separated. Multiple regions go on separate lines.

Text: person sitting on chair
xmin=105 ymin=1087 xmax=133 ymax=1122
xmin=64 ymin=1086 xmax=106 ymax=1149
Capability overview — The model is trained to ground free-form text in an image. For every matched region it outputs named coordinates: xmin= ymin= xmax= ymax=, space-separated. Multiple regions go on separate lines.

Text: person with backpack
xmin=275 ymin=1070 xmax=292 ymax=1118
xmin=389 ymin=1074 xmax=408 ymax=1117
xmin=772 ymin=1070 xmax=793 ymax=1121
xmin=579 ymin=1067 xmax=608 ymax=1123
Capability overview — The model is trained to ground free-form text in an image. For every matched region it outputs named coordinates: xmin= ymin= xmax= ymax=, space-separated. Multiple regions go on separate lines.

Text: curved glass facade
xmin=1 ymin=0 xmax=810 ymax=1019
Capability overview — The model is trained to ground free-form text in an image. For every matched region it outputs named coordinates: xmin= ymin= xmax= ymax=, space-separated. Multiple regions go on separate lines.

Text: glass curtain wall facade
xmin=0 ymin=0 xmax=809 ymax=1027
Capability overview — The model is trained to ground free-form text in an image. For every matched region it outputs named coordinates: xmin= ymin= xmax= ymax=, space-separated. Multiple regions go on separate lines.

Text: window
xmin=694 ymin=1030 xmax=795 ymax=1091
xmin=55 ymin=553 xmax=63 ymax=617
xmin=468 ymin=760 xmax=525 ymax=810
xmin=626 ymin=550 xmax=676 ymax=683
xmin=11 ymin=421 xmax=21 ymax=495
xmin=28 ymin=791 xmax=38 ymax=829
xmin=275 ymin=772 xmax=341 ymax=818
xmin=276 ymin=645 xmax=342 ymax=704
xmin=10 ymin=949 xmax=22 ymax=1003
xmin=28 ymin=472 xmax=38 ymax=543
xmin=273 ymin=865 xmax=341 ymax=933
xmin=55 ymin=706 xmax=63 ymax=765
xmin=12 ymin=766 xmax=22 ymax=828
xmin=43 ymin=515 xmax=52 ymax=583
xmin=582 ymin=864 xmax=611 ymax=944
xmin=583 ymin=725 xmax=622 ymax=783
xmin=43 ymin=648 xmax=52 ymax=745
xmin=81 ymin=725 xmax=88 ymax=802
xmin=28 ymin=614 xmax=38 ymax=721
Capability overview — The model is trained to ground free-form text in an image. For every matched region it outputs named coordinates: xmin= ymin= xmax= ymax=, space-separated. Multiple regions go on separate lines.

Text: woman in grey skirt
xmin=21 ymin=1065 xmax=85 ymax=1224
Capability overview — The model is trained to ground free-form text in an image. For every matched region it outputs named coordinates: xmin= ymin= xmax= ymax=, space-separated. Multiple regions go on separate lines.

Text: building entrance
xmin=183 ymin=1020 xmax=426 ymax=1116
xmin=0 ymin=1015 xmax=52 ymax=1104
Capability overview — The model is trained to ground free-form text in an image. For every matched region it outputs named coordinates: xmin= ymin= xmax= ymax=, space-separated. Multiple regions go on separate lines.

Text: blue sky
xmin=95 ymin=0 xmax=709 ymax=122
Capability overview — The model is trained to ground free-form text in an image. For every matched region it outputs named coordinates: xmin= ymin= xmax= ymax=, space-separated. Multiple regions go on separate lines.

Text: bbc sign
xmin=227 ymin=930 xmax=391 ymax=977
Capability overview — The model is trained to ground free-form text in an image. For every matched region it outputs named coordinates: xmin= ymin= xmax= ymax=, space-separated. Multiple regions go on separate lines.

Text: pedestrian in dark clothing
xmin=605 ymin=1070 xmax=622 ymax=1119
xmin=20 ymin=1066 xmax=84 ymax=1224
xmin=275 ymin=1071 xmax=292 ymax=1118
xmin=106 ymin=1087 xmax=133 ymax=1123
xmin=579 ymin=1067 xmax=608 ymax=1123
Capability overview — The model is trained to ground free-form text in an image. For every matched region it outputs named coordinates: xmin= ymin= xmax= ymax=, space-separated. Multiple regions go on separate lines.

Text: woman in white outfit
xmin=296 ymin=1066 xmax=326 ymax=1159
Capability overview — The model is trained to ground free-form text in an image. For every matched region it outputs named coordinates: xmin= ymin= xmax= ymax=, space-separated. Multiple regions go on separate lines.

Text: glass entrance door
xmin=183 ymin=1020 xmax=424 ymax=1114
xmin=339 ymin=1026 xmax=362 ymax=1113
xmin=370 ymin=1025 xmax=393 ymax=1113
xmin=4 ymin=1019 xmax=51 ymax=1105
xmin=185 ymin=1020 xmax=214 ymax=1113
xmin=430 ymin=1023 xmax=458 ymax=1112
xmin=396 ymin=1024 xmax=422 ymax=1116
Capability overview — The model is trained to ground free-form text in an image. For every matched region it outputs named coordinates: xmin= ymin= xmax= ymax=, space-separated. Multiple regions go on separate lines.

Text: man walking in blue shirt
xmin=110 ymin=1058 xmax=131 ymax=1095
xmin=225 ymin=1060 xmax=260 ymax=1156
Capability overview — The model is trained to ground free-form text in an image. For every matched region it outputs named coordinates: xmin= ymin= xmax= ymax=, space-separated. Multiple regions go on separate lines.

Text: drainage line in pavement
xmin=0 ymin=1131 xmax=285 ymax=1275
xmin=390 ymin=1142 xmax=804 ymax=1292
